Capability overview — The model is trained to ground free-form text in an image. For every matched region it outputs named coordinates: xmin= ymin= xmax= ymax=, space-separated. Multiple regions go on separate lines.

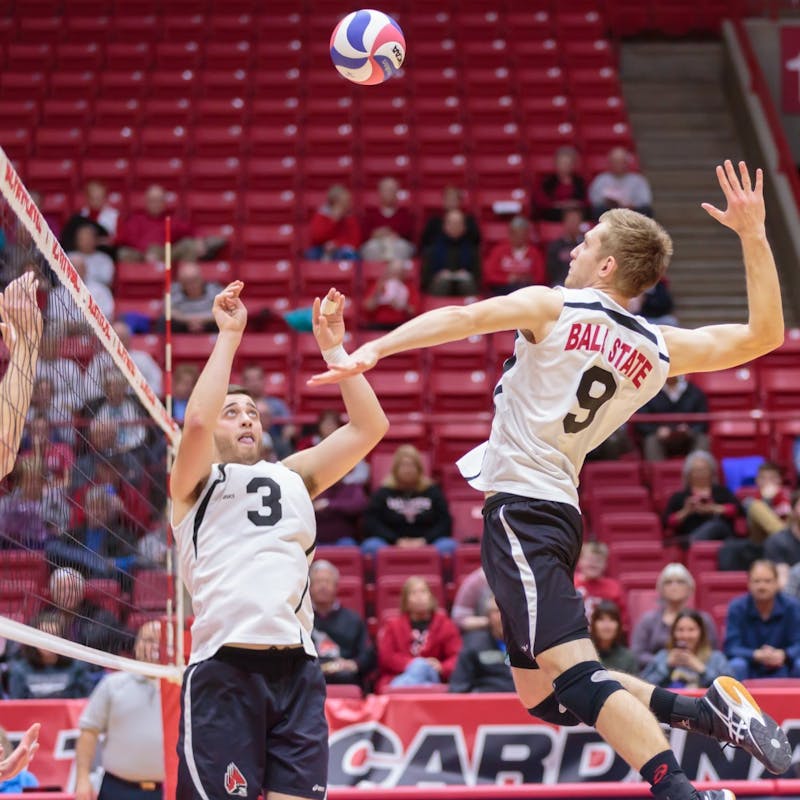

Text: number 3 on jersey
xmin=563 ymin=365 xmax=617 ymax=434
xmin=246 ymin=477 xmax=283 ymax=526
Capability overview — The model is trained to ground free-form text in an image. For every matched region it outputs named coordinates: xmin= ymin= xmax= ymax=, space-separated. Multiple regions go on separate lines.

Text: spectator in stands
xmin=49 ymin=253 xmax=114 ymax=330
xmin=449 ymin=595 xmax=514 ymax=693
xmin=170 ymin=261 xmax=221 ymax=333
xmin=575 ymin=541 xmax=629 ymax=633
xmin=306 ymin=185 xmax=362 ymax=261
xmin=48 ymin=568 xmax=132 ymax=656
xmin=75 ymin=621 xmax=165 ymax=800
xmin=629 ymin=279 xmax=677 ymax=326
xmin=420 ymin=186 xmax=481 ymax=251
xmin=170 ymin=363 xmax=199 ymax=425
xmin=20 ymin=414 xmax=74 ymax=488
xmin=636 ymin=376 xmax=710 ymax=461
xmin=362 ymin=444 xmax=454 ymax=556
xmin=68 ymin=224 xmax=115 ymax=288
xmin=631 ymin=563 xmax=718 ymax=670
xmin=376 ymin=576 xmax=461 ymax=692
xmin=747 ymin=465 xmax=794 ymax=547
xmin=362 ymin=259 xmax=419 ymax=330
xmin=532 ymin=146 xmax=588 ymax=222
xmin=310 ymin=561 xmax=375 ymax=691
xmin=116 ymin=184 xmax=225 ymax=264
xmin=26 ymin=377 xmax=72 ymax=442
xmin=0 ymin=727 xmax=38 ymax=793
xmin=545 ymin=207 xmax=585 ymax=287
xmin=6 ymin=613 xmax=94 ymax=699
xmin=60 ymin=179 xmax=120 ymax=253
xmin=86 ymin=320 xmax=163 ymax=398
xmin=662 ymin=451 xmax=741 ymax=547
xmin=71 ymin=418 xmax=144 ymax=495
xmin=421 ymin=209 xmax=481 ymax=296
xmin=35 ymin=330 xmax=86 ymax=412
xmin=590 ymin=600 xmax=637 ymax=673
xmin=482 ymin=216 xmax=547 ymax=296
xmin=361 ymin=177 xmax=415 ymax=262
xmin=238 ymin=363 xmax=295 ymax=458
xmin=760 ymin=490 xmax=800 ymax=588
xmin=46 ymin=485 xmax=139 ymax=581
xmin=451 ymin=567 xmax=491 ymax=631
xmin=641 ymin=609 xmax=731 ymax=688
xmin=0 ymin=456 xmax=68 ymax=549
xmin=724 ymin=559 xmax=800 ymax=679
xmin=588 ymin=146 xmax=653 ymax=218
xmin=81 ymin=369 xmax=148 ymax=453
xmin=240 ymin=363 xmax=292 ymax=424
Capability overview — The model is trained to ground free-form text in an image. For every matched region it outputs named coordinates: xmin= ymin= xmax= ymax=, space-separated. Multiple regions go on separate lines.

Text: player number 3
xmin=563 ymin=366 xmax=617 ymax=434
xmin=246 ymin=477 xmax=283 ymax=526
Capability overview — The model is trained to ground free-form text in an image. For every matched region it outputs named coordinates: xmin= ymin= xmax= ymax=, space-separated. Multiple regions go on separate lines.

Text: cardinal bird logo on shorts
xmin=224 ymin=762 xmax=247 ymax=797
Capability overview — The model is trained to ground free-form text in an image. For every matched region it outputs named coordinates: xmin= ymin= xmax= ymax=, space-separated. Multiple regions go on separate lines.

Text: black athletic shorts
xmin=481 ymin=493 xmax=590 ymax=669
xmin=177 ymin=646 xmax=328 ymax=800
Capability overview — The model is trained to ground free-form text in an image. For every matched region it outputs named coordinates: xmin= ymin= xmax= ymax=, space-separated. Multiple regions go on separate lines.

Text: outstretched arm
xmin=0 ymin=273 xmax=43 ymax=480
xmin=170 ymin=281 xmax=246 ymax=504
xmin=661 ymin=160 xmax=784 ymax=376
xmin=284 ymin=290 xmax=389 ymax=496
xmin=309 ymin=284 xmax=563 ymax=384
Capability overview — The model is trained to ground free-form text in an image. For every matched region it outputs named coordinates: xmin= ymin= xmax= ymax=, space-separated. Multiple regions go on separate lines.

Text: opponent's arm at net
xmin=170 ymin=280 xmax=246 ymax=504
xmin=0 ymin=273 xmax=43 ymax=480
xmin=661 ymin=160 xmax=784 ymax=376
xmin=284 ymin=290 xmax=389 ymax=497
xmin=309 ymin=284 xmax=564 ymax=384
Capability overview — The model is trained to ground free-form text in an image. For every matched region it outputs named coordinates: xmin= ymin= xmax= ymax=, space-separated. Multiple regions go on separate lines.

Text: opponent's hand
xmin=0 ymin=723 xmax=39 ymax=781
xmin=702 ymin=160 xmax=765 ymax=236
xmin=312 ymin=288 xmax=346 ymax=353
xmin=307 ymin=342 xmax=380 ymax=385
xmin=0 ymin=272 xmax=42 ymax=353
xmin=212 ymin=281 xmax=246 ymax=334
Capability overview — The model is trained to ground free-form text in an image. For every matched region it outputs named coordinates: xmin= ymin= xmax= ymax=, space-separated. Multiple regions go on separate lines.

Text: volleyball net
xmin=0 ymin=147 xmax=182 ymax=681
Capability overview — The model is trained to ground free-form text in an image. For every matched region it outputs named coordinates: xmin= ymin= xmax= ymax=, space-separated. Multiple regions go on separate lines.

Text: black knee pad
xmin=528 ymin=693 xmax=581 ymax=726
xmin=552 ymin=661 xmax=624 ymax=727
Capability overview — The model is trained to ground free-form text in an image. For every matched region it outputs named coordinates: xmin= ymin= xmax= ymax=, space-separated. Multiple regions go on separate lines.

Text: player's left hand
xmin=0 ymin=723 xmax=40 ymax=780
xmin=702 ymin=159 xmax=765 ymax=237
xmin=312 ymin=288 xmax=346 ymax=352
xmin=0 ymin=272 xmax=42 ymax=353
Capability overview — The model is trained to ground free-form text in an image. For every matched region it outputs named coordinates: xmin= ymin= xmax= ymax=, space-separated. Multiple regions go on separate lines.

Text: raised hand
xmin=307 ymin=341 xmax=380 ymax=385
xmin=0 ymin=723 xmax=39 ymax=781
xmin=0 ymin=272 xmax=42 ymax=353
xmin=702 ymin=160 xmax=765 ymax=236
xmin=312 ymin=288 xmax=346 ymax=353
xmin=212 ymin=281 xmax=247 ymax=334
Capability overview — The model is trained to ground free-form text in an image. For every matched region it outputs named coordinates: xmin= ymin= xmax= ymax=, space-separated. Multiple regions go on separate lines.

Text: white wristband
xmin=322 ymin=344 xmax=349 ymax=365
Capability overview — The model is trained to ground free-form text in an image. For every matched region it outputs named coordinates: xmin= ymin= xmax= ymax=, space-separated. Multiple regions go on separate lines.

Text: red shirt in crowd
xmin=116 ymin=212 xmax=193 ymax=252
xmin=362 ymin=206 xmax=415 ymax=242
xmin=362 ymin=277 xmax=419 ymax=328
xmin=483 ymin=242 xmax=547 ymax=289
xmin=574 ymin=573 xmax=630 ymax=633
xmin=309 ymin=210 xmax=362 ymax=250
xmin=376 ymin=609 xmax=462 ymax=693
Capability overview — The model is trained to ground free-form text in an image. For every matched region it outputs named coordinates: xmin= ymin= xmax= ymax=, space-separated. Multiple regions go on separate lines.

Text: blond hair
xmin=384 ymin=444 xmax=432 ymax=492
xmin=399 ymin=575 xmax=437 ymax=615
xmin=598 ymin=209 xmax=673 ymax=297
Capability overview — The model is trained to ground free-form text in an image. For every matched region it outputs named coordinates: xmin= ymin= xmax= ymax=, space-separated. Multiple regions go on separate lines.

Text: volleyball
xmin=330 ymin=9 xmax=406 ymax=86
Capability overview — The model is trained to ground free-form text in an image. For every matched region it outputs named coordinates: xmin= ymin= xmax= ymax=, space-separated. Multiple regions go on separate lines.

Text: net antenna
xmin=0 ymin=146 xmax=183 ymax=680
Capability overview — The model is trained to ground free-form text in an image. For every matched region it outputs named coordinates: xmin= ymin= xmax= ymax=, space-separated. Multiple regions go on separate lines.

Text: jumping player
xmin=310 ymin=161 xmax=791 ymax=800
xmin=171 ymin=284 xmax=388 ymax=800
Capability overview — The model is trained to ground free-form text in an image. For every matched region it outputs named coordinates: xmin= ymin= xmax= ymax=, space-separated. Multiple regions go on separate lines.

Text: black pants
xmin=98 ymin=773 xmax=162 ymax=800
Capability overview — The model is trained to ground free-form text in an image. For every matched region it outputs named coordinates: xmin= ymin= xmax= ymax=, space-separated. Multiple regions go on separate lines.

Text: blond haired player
xmin=311 ymin=161 xmax=791 ymax=800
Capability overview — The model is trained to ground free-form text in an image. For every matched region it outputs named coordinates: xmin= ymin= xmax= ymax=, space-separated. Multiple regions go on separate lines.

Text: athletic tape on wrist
xmin=322 ymin=345 xmax=349 ymax=365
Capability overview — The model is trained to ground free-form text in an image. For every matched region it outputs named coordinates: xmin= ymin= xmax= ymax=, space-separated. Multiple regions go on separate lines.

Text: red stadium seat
xmin=363 ymin=370 xmax=425 ymax=414
xmin=334 ymin=576 xmax=365 ymax=617
xmin=710 ymin=419 xmax=769 ymax=462
xmin=193 ymin=126 xmax=246 ymax=159
xmin=314 ymin=546 xmax=364 ymax=581
xmin=449 ymin=498 xmax=484 ymax=543
xmin=234 ymin=332 xmax=294 ymax=373
xmin=696 ymin=571 xmax=748 ymax=613
xmin=690 ymin=367 xmax=757 ymax=412
xmin=172 ymin=334 xmax=218 ymax=367
xmin=627 ymin=588 xmax=659 ymax=631
xmin=24 ymin=159 xmax=78 ymax=195
xmin=237 ymin=261 xmax=295 ymax=298
xmin=132 ymin=569 xmax=170 ymax=611
xmin=686 ymin=540 xmax=724 ymax=577
xmin=644 ymin=460 xmax=686 ymax=513
xmin=428 ymin=370 xmax=492 ymax=414
xmin=760 ymin=367 xmax=800 ymax=412
xmin=115 ymin=261 xmax=164 ymax=297
xmin=85 ymin=579 xmax=122 ymax=616
xmin=605 ymin=541 xmax=682 ymax=579
xmin=585 ymin=485 xmax=653 ymax=527
xmin=0 ymin=551 xmax=48 ymax=587
xmin=595 ymin=511 xmax=662 ymax=544
xmin=297 ymin=260 xmax=356 ymax=298
xmin=452 ymin=544 xmax=483 ymax=586
xmin=240 ymin=224 xmax=297 ymax=260
xmin=579 ymin=460 xmax=643 ymax=496
xmin=186 ymin=157 xmax=242 ymax=191
xmin=140 ymin=125 xmax=189 ymax=158
xmin=369 ymin=421 xmax=431 ymax=458
xmin=433 ymin=421 xmax=491 ymax=468
xmin=374 ymin=546 xmax=441 ymax=583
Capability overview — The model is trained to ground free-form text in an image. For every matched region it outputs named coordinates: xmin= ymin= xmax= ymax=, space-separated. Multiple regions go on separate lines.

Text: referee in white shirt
xmin=74 ymin=621 xmax=165 ymax=800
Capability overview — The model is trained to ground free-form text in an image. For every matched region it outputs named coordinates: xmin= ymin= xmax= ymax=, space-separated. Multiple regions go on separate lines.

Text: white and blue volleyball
xmin=330 ymin=9 xmax=406 ymax=85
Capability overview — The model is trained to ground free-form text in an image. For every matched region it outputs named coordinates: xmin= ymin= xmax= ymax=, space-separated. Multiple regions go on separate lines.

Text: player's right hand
xmin=0 ymin=723 xmax=39 ymax=781
xmin=0 ymin=272 xmax=42 ymax=352
xmin=212 ymin=281 xmax=247 ymax=334
xmin=307 ymin=342 xmax=379 ymax=384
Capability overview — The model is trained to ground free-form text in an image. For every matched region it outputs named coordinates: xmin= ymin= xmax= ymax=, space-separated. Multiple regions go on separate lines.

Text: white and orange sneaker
xmin=702 ymin=677 xmax=792 ymax=775
xmin=697 ymin=791 xmax=736 ymax=800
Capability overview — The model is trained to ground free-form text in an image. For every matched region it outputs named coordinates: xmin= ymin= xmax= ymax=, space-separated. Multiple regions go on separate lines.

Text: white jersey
xmin=172 ymin=459 xmax=317 ymax=664
xmin=457 ymin=287 xmax=670 ymax=507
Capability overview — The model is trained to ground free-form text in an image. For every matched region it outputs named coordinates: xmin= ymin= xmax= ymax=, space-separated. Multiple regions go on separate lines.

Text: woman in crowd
xmin=589 ymin=600 xmax=637 ymax=673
